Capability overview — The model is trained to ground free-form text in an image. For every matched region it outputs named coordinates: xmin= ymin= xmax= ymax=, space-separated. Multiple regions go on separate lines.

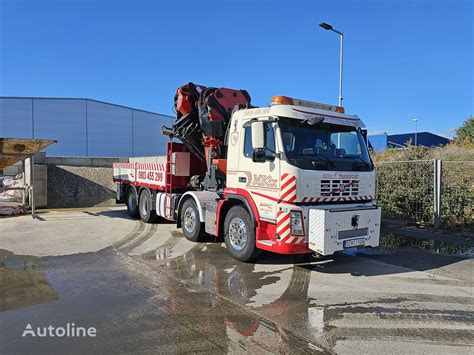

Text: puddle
xmin=1 ymin=229 xmax=472 ymax=354
xmin=0 ymin=248 xmax=326 ymax=354
xmin=378 ymin=233 xmax=474 ymax=257
xmin=0 ymin=250 xmax=57 ymax=312
xmin=139 ymin=235 xmax=474 ymax=351
xmin=0 ymin=263 xmax=58 ymax=312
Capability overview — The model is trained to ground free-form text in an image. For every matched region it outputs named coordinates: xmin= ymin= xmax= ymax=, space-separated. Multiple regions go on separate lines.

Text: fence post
xmin=30 ymin=155 xmax=35 ymax=219
xmin=433 ymin=159 xmax=442 ymax=230
xmin=22 ymin=159 xmax=26 ymax=206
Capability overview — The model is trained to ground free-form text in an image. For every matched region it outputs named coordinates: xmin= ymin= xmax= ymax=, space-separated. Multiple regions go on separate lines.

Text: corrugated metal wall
xmin=0 ymin=97 xmax=174 ymax=157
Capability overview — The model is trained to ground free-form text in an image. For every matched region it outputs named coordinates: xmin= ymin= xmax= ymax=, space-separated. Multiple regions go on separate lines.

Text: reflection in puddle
xmin=142 ymin=233 xmax=474 ymax=352
xmin=1 ymin=228 xmax=470 ymax=353
xmin=142 ymin=238 xmax=329 ymax=350
xmin=129 ymin=241 xmax=328 ymax=353
xmin=0 ymin=261 xmax=58 ymax=312
xmin=379 ymin=232 xmax=474 ymax=257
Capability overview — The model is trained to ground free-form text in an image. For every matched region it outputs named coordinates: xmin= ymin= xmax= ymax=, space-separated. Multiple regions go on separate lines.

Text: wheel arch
xmin=223 ymin=194 xmax=258 ymax=224
xmin=217 ymin=196 xmax=257 ymax=238
xmin=176 ymin=191 xmax=219 ymax=227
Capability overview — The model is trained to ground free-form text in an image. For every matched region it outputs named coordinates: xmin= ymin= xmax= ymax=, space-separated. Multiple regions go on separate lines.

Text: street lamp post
xmin=412 ymin=118 xmax=418 ymax=147
xmin=319 ymin=22 xmax=344 ymax=107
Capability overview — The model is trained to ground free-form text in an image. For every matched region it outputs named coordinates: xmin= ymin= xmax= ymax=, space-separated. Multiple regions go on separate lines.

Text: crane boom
xmin=163 ymin=82 xmax=251 ymax=190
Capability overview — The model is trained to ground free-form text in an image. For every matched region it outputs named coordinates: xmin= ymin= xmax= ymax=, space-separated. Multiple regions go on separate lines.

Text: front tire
xmin=139 ymin=189 xmax=158 ymax=223
xmin=180 ymin=198 xmax=205 ymax=242
xmin=224 ymin=205 xmax=259 ymax=262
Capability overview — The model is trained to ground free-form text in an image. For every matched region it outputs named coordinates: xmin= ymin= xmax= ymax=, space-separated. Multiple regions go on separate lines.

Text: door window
xmin=243 ymin=123 xmax=275 ymax=159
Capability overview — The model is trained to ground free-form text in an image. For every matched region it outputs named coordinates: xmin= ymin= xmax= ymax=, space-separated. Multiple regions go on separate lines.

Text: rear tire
xmin=224 ymin=205 xmax=259 ymax=262
xmin=139 ymin=189 xmax=158 ymax=223
xmin=126 ymin=187 xmax=139 ymax=218
xmin=180 ymin=198 xmax=205 ymax=242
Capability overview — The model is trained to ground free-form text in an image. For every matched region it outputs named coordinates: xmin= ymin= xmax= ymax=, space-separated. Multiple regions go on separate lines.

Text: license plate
xmin=343 ymin=238 xmax=365 ymax=248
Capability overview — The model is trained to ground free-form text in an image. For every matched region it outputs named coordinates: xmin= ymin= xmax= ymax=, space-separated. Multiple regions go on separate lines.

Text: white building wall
xmin=0 ymin=97 xmax=173 ymax=157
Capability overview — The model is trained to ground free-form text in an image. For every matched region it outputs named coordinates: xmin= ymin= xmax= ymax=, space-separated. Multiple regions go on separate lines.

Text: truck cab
xmin=223 ymin=96 xmax=380 ymax=257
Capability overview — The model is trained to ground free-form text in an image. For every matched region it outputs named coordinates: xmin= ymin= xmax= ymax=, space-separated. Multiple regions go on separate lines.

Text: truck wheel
xmin=125 ymin=188 xmax=140 ymax=218
xmin=224 ymin=205 xmax=259 ymax=262
xmin=180 ymin=198 xmax=205 ymax=242
xmin=139 ymin=189 xmax=158 ymax=223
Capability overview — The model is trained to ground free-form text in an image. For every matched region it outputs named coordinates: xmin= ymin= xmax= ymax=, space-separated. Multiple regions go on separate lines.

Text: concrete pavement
xmin=0 ymin=207 xmax=472 ymax=354
xmin=0 ymin=208 xmax=136 ymax=256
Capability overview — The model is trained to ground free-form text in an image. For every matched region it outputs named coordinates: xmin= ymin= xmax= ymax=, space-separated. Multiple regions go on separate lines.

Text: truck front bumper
xmin=255 ymin=204 xmax=381 ymax=256
xmin=307 ymin=205 xmax=381 ymax=255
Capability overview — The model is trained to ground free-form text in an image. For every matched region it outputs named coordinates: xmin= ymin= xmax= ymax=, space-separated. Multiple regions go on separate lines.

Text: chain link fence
xmin=376 ymin=160 xmax=434 ymax=225
xmin=441 ymin=161 xmax=474 ymax=233
xmin=375 ymin=159 xmax=474 ymax=234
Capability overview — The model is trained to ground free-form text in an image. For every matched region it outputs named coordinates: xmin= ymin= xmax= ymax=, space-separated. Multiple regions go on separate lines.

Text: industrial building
xmin=0 ymin=97 xmax=174 ymax=157
xmin=369 ymin=132 xmax=451 ymax=152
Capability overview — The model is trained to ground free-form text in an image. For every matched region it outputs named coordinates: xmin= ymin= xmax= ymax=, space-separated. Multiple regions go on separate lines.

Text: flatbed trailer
xmin=114 ymin=141 xmax=207 ymax=221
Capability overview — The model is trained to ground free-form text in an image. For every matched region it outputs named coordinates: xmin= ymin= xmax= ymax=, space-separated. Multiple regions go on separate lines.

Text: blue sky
xmin=1 ymin=0 xmax=472 ymax=137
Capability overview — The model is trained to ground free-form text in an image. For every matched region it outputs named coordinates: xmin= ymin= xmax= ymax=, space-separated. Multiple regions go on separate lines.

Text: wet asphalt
xmin=0 ymin=209 xmax=473 ymax=354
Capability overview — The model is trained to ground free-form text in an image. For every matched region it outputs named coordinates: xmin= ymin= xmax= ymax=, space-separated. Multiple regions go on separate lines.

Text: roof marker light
xmin=271 ymin=96 xmax=294 ymax=105
xmin=271 ymin=96 xmax=345 ymax=113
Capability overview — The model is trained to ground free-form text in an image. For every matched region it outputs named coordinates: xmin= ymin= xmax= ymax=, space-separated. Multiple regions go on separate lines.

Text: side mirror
xmin=251 ymin=121 xmax=265 ymax=150
xmin=252 ymin=148 xmax=266 ymax=163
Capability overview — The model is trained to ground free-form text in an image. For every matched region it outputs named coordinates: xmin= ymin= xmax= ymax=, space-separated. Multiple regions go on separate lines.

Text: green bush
xmin=441 ymin=163 xmax=474 ymax=231
xmin=376 ymin=160 xmax=434 ymax=224
xmin=373 ymin=144 xmax=473 ymax=231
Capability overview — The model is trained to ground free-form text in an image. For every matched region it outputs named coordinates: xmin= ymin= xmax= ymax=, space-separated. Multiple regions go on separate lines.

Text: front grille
xmin=321 ymin=179 xmax=359 ymax=196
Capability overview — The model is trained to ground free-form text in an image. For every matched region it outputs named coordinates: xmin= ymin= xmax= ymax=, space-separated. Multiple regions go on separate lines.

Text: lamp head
xmin=319 ymin=22 xmax=333 ymax=30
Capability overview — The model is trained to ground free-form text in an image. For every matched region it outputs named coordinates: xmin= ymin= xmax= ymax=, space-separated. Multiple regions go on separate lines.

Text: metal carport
xmin=0 ymin=138 xmax=56 ymax=218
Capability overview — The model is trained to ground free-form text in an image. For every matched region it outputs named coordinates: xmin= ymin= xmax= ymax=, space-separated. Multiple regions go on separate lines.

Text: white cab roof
xmin=234 ymin=104 xmax=365 ymax=129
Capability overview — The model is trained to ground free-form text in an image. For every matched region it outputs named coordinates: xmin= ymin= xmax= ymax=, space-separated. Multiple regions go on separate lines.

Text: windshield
xmin=279 ymin=117 xmax=373 ymax=171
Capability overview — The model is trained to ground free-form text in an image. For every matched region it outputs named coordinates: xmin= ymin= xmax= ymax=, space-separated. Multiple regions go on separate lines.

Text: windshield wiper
xmin=312 ymin=154 xmax=335 ymax=168
xmin=344 ymin=155 xmax=372 ymax=170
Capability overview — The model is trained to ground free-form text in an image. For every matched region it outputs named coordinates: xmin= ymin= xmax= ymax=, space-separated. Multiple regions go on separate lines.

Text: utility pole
xmin=413 ymin=118 xmax=418 ymax=146
xmin=319 ymin=22 xmax=344 ymax=106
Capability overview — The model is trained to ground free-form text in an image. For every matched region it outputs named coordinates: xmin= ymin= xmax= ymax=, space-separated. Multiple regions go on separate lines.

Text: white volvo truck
xmin=113 ymin=84 xmax=381 ymax=262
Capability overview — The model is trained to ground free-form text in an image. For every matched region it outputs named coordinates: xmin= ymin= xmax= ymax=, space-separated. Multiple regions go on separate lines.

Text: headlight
xmin=290 ymin=211 xmax=304 ymax=236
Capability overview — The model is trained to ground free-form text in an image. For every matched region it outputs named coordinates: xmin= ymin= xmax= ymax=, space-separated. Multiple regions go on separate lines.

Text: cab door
xmin=235 ymin=120 xmax=280 ymax=222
